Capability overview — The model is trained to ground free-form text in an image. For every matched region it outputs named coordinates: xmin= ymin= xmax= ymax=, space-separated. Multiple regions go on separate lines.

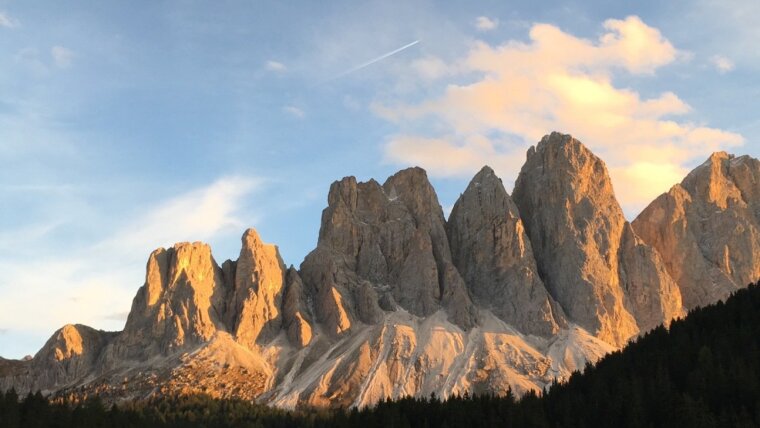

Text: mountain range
xmin=2 ymin=131 xmax=759 ymax=409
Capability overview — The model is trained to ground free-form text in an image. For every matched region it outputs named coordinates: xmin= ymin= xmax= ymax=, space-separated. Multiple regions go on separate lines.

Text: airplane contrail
xmin=334 ymin=40 xmax=420 ymax=79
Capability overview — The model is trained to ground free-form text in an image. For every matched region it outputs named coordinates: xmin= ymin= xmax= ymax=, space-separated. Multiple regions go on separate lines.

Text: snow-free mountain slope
xmin=3 ymin=132 xmax=758 ymax=409
xmin=447 ymin=166 xmax=565 ymax=337
xmin=512 ymin=132 xmax=683 ymax=346
xmin=634 ymin=152 xmax=760 ymax=309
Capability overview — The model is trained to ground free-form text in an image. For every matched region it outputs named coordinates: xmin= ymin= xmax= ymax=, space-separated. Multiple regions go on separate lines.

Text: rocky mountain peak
xmin=230 ymin=228 xmax=287 ymax=348
xmin=28 ymin=324 xmax=114 ymax=392
xmin=35 ymin=324 xmax=106 ymax=364
xmin=513 ymin=132 xmax=682 ymax=346
xmin=634 ymin=151 xmax=760 ymax=310
xmin=11 ymin=134 xmax=760 ymax=408
xmin=301 ymin=167 xmax=476 ymax=335
xmin=680 ymin=151 xmax=760 ymax=210
xmin=113 ymin=242 xmax=227 ymax=359
xmin=447 ymin=165 xmax=564 ymax=336
xmin=469 ymin=165 xmax=497 ymax=182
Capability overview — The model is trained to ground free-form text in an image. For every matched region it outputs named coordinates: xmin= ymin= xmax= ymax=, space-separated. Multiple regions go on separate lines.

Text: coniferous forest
xmin=3 ymin=282 xmax=760 ymax=428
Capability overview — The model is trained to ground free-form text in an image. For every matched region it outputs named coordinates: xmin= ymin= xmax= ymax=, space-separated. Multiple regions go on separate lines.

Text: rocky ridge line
xmin=3 ymin=132 xmax=758 ymax=408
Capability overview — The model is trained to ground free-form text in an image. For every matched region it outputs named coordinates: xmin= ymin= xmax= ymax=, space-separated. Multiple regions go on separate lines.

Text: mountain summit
xmin=2 ymin=132 xmax=757 ymax=408
xmin=634 ymin=152 xmax=760 ymax=309
xmin=512 ymin=132 xmax=683 ymax=346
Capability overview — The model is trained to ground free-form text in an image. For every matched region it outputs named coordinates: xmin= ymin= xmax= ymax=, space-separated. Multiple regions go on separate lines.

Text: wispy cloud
xmin=266 ymin=60 xmax=287 ymax=72
xmin=411 ymin=56 xmax=451 ymax=79
xmin=374 ymin=16 xmax=743 ymax=214
xmin=283 ymin=105 xmax=305 ymax=118
xmin=0 ymin=11 xmax=19 ymax=28
xmin=710 ymin=55 xmax=735 ymax=73
xmin=98 ymin=175 xmax=261 ymax=254
xmin=475 ymin=16 xmax=498 ymax=31
xmin=0 ymin=176 xmax=263 ymax=355
xmin=51 ymin=46 xmax=74 ymax=68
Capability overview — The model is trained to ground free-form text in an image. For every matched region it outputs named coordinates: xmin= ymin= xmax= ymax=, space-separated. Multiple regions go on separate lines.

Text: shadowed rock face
xmin=299 ymin=167 xmax=477 ymax=335
xmin=447 ymin=166 xmax=565 ymax=337
xmin=11 ymin=132 xmax=760 ymax=408
xmin=282 ymin=267 xmax=313 ymax=348
xmin=512 ymin=132 xmax=682 ymax=346
xmin=634 ymin=152 xmax=760 ymax=309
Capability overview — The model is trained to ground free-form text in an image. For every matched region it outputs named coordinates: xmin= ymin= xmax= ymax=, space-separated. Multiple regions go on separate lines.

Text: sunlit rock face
xmin=512 ymin=132 xmax=682 ymax=346
xmin=10 ymin=133 xmax=760 ymax=409
xmin=633 ymin=152 xmax=760 ymax=309
xmin=229 ymin=228 xmax=288 ymax=348
xmin=0 ymin=324 xmax=116 ymax=394
xmin=447 ymin=166 xmax=565 ymax=337
xmin=33 ymin=324 xmax=114 ymax=389
xmin=299 ymin=167 xmax=477 ymax=335
xmin=110 ymin=242 xmax=229 ymax=360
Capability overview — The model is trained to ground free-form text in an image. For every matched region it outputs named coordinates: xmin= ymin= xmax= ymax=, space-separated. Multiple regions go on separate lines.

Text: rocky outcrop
xmin=228 ymin=229 xmax=287 ymax=348
xmin=512 ymin=132 xmax=682 ymax=346
xmin=32 ymin=324 xmax=115 ymax=389
xmin=447 ymin=166 xmax=564 ymax=337
xmin=0 ymin=325 xmax=116 ymax=394
xmin=300 ymin=168 xmax=477 ymax=335
xmin=12 ymin=134 xmax=760 ymax=408
xmin=282 ymin=267 xmax=313 ymax=348
xmin=111 ymin=242 xmax=228 ymax=360
xmin=633 ymin=152 xmax=760 ymax=309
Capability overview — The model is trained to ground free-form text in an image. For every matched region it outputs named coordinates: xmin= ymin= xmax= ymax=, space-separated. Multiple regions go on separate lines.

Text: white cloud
xmin=266 ymin=60 xmax=287 ymax=72
xmin=0 ymin=176 xmax=262 ymax=356
xmin=283 ymin=105 xmax=305 ymax=118
xmin=51 ymin=46 xmax=74 ymax=68
xmin=375 ymin=16 xmax=744 ymax=215
xmin=411 ymin=56 xmax=451 ymax=80
xmin=475 ymin=16 xmax=499 ymax=31
xmin=97 ymin=176 xmax=261 ymax=255
xmin=0 ymin=11 xmax=19 ymax=28
xmin=710 ymin=55 xmax=735 ymax=73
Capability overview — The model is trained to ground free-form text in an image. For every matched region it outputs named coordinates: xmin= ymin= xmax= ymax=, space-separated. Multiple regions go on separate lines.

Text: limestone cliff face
xmin=110 ymin=229 xmax=297 ymax=360
xmin=447 ymin=166 xmax=565 ymax=337
xmin=112 ymin=242 xmax=228 ymax=360
xmin=228 ymin=229 xmax=287 ymax=348
xmin=299 ymin=168 xmax=477 ymax=335
xmin=33 ymin=324 xmax=115 ymax=389
xmin=12 ymin=135 xmax=760 ymax=408
xmin=618 ymin=224 xmax=684 ymax=332
xmin=633 ymin=152 xmax=760 ymax=309
xmin=282 ymin=267 xmax=313 ymax=348
xmin=512 ymin=132 xmax=682 ymax=346
xmin=0 ymin=324 xmax=116 ymax=394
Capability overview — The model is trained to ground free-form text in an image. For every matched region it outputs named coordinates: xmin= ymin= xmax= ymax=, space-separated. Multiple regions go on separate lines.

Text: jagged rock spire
xmin=512 ymin=132 xmax=682 ymax=345
xmin=447 ymin=166 xmax=565 ymax=336
xmin=300 ymin=167 xmax=477 ymax=335
xmin=634 ymin=152 xmax=760 ymax=309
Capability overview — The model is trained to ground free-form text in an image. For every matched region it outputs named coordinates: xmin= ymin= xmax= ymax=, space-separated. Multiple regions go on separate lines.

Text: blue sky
xmin=1 ymin=0 xmax=758 ymax=358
